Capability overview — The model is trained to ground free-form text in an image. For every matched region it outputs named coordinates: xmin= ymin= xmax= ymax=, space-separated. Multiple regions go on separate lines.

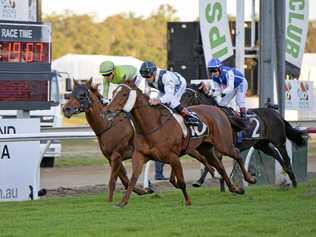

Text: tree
xmin=43 ymin=4 xmax=179 ymax=67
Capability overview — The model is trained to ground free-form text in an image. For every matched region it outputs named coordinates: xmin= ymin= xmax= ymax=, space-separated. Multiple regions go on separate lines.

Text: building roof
xmin=52 ymin=54 xmax=143 ymax=82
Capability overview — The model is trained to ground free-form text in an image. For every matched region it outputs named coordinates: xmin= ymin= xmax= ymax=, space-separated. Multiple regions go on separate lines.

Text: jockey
xmin=201 ymin=58 xmax=248 ymax=120
xmin=137 ymin=61 xmax=199 ymax=126
xmin=99 ymin=61 xmax=138 ymax=102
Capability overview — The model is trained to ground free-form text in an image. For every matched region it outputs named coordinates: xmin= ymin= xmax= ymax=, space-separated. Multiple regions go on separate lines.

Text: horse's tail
xmin=283 ymin=119 xmax=307 ymax=146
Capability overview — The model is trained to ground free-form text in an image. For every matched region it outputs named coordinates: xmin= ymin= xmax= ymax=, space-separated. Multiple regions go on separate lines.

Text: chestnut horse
xmin=105 ymin=80 xmax=256 ymax=207
xmin=181 ymin=83 xmax=307 ymax=187
xmin=62 ymin=79 xmax=151 ymax=202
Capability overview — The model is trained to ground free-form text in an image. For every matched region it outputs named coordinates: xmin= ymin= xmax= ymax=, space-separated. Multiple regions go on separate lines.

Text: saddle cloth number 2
xmin=250 ymin=117 xmax=260 ymax=138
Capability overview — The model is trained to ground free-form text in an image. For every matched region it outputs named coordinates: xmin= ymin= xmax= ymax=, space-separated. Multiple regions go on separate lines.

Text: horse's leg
xmin=217 ymin=154 xmax=226 ymax=192
xmin=226 ymin=145 xmax=256 ymax=184
xmin=256 ymin=142 xmax=297 ymax=187
xmin=117 ymin=163 xmax=147 ymax=195
xmin=108 ymin=152 xmax=122 ymax=202
xmin=276 ymin=144 xmax=297 ymax=187
xmin=116 ymin=152 xmax=145 ymax=208
xmin=168 ymin=154 xmax=191 ymax=206
xmin=169 ymin=167 xmax=177 ymax=188
xmin=187 ymin=150 xmax=216 ymax=177
xmin=199 ymin=145 xmax=245 ymax=194
xmin=192 ymin=166 xmax=208 ymax=188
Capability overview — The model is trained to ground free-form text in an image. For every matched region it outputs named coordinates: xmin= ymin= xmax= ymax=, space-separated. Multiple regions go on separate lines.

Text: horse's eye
xmin=123 ymin=93 xmax=128 ymax=97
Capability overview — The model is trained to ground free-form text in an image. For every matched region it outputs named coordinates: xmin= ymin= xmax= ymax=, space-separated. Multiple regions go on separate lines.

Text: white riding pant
xmin=162 ymin=79 xmax=187 ymax=109
xmin=219 ymin=78 xmax=248 ymax=109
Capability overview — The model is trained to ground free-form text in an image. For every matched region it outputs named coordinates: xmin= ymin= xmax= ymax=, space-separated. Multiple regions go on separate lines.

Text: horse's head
xmin=63 ymin=78 xmax=100 ymax=118
xmin=181 ymin=83 xmax=218 ymax=107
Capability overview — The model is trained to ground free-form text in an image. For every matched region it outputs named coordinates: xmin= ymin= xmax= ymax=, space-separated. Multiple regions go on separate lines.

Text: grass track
xmin=1 ymin=178 xmax=316 ymax=237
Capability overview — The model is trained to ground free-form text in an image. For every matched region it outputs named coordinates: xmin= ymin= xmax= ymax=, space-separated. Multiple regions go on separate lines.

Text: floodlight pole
xmin=236 ymin=0 xmax=245 ymax=75
xmin=259 ymin=0 xmax=275 ymax=107
xmin=274 ymin=0 xmax=286 ymax=117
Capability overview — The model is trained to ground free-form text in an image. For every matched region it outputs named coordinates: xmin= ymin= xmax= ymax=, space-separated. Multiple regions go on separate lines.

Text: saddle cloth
xmin=161 ymin=104 xmax=208 ymax=139
xmin=173 ymin=113 xmax=208 ymax=139
xmin=243 ymin=112 xmax=265 ymax=139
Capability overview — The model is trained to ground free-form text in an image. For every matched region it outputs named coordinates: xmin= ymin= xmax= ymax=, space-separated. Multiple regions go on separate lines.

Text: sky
xmin=42 ymin=0 xmax=316 ymax=21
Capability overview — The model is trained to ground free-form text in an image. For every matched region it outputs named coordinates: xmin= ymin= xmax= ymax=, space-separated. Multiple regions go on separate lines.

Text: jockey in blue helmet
xmin=136 ymin=61 xmax=199 ymax=126
xmin=201 ymin=58 xmax=248 ymax=119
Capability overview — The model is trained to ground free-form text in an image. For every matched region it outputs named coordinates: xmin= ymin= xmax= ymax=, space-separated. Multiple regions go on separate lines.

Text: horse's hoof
xmin=185 ymin=200 xmax=192 ymax=206
xmin=249 ymin=176 xmax=256 ymax=184
xmin=231 ymin=187 xmax=245 ymax=195
xmin=114 ymin=203 xmax=125 ymax=208
xmin=192 ymin=182 xmax=202 ymax=188
xmin=145 ymin=187 xmax=155 ymax=194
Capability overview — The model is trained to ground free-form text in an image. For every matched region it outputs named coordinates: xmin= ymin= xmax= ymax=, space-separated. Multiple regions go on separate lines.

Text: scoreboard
xmin=0 ymin=22 xmax=52 ymax=110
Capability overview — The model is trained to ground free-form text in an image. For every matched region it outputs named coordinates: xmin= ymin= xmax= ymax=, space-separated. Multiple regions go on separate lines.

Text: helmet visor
xmin=140 ymin=69 xmax=153 ymax=78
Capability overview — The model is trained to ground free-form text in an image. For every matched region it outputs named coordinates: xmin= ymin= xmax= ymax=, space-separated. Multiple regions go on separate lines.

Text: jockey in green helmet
xmin=99 ymin=60 xmax=137 ymax=98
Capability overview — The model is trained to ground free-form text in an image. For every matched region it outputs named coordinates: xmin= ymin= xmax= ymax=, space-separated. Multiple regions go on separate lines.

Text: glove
xmin=221 ymin=93 xmax=226 ymax=98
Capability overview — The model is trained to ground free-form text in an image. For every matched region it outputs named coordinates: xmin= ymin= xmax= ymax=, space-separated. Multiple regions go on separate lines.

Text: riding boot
xmin=175 ymin=105 xmax=200 ymax=126
xmin=155 ymin=161 xmax=168 ymax=180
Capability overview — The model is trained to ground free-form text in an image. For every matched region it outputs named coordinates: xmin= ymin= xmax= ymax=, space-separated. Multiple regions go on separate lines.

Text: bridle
xmin=69 ymin=85 xmax=130 ymax=137
xmin=71 ymin=85 xmax=93 ymax=112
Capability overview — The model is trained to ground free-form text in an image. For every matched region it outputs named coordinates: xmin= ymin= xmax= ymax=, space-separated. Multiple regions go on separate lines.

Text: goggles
xmin=102 ymin=72 xmax=113 ymax=77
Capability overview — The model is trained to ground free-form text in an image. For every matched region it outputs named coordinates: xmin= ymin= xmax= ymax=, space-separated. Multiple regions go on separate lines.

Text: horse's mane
xmin=124 ymin=81 xmax=169 ymax=113
xmin=88 ymin=83 xmax=103 ymax=100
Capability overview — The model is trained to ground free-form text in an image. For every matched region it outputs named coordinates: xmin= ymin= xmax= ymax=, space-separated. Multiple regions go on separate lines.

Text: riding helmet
xmin=207 ymin=58 xmax=222 ymax=69
xmin=140 ymin=61 xmax=157 ymax=77
xmin=99 ymin=61 xmax=115 ymax=75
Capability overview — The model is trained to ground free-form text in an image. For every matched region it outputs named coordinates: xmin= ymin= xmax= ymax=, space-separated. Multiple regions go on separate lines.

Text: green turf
xmin=1 ymin=178 xmax=316 ymax=237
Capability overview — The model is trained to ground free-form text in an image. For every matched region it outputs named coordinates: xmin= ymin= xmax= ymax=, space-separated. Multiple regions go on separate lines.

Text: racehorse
xmin=105 ymin=79 xmax=256 ymax=207
xmin=181 ymin=83 xmax=307 ymax=187
xmin=62 ymin=79 xmax=151 ymax=202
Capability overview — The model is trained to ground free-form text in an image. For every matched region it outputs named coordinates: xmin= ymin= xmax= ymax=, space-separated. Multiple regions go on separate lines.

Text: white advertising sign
xmin=285 ymin=80 xmax=313 ymax=110
xmin=199 ymin=0 xmax=233 ymax=67
xmin=285 ymin=0 xmax=309 ymax=68
xmin=0 ymin=119 xmax=40 ymax=202
xmin=0 ymin=0 xmax=37 ymax=22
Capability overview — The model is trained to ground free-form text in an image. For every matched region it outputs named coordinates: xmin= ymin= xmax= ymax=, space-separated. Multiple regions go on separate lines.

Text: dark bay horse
xmin=181 ymin=83 xmax=307 ymax=187
xmin=62 ymin=79 xmax=151 ymax=202
xmin=105 ymin=80 xmax=256 ymax=207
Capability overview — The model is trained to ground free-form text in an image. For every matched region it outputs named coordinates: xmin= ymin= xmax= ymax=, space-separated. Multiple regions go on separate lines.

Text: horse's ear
xmin=95 ymin=82 xmax=101 ymax=89
xmin=87 ymin=77 xmax=93 ymax=87
xmin=73 ymin=79 xmax=79 ymax=86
